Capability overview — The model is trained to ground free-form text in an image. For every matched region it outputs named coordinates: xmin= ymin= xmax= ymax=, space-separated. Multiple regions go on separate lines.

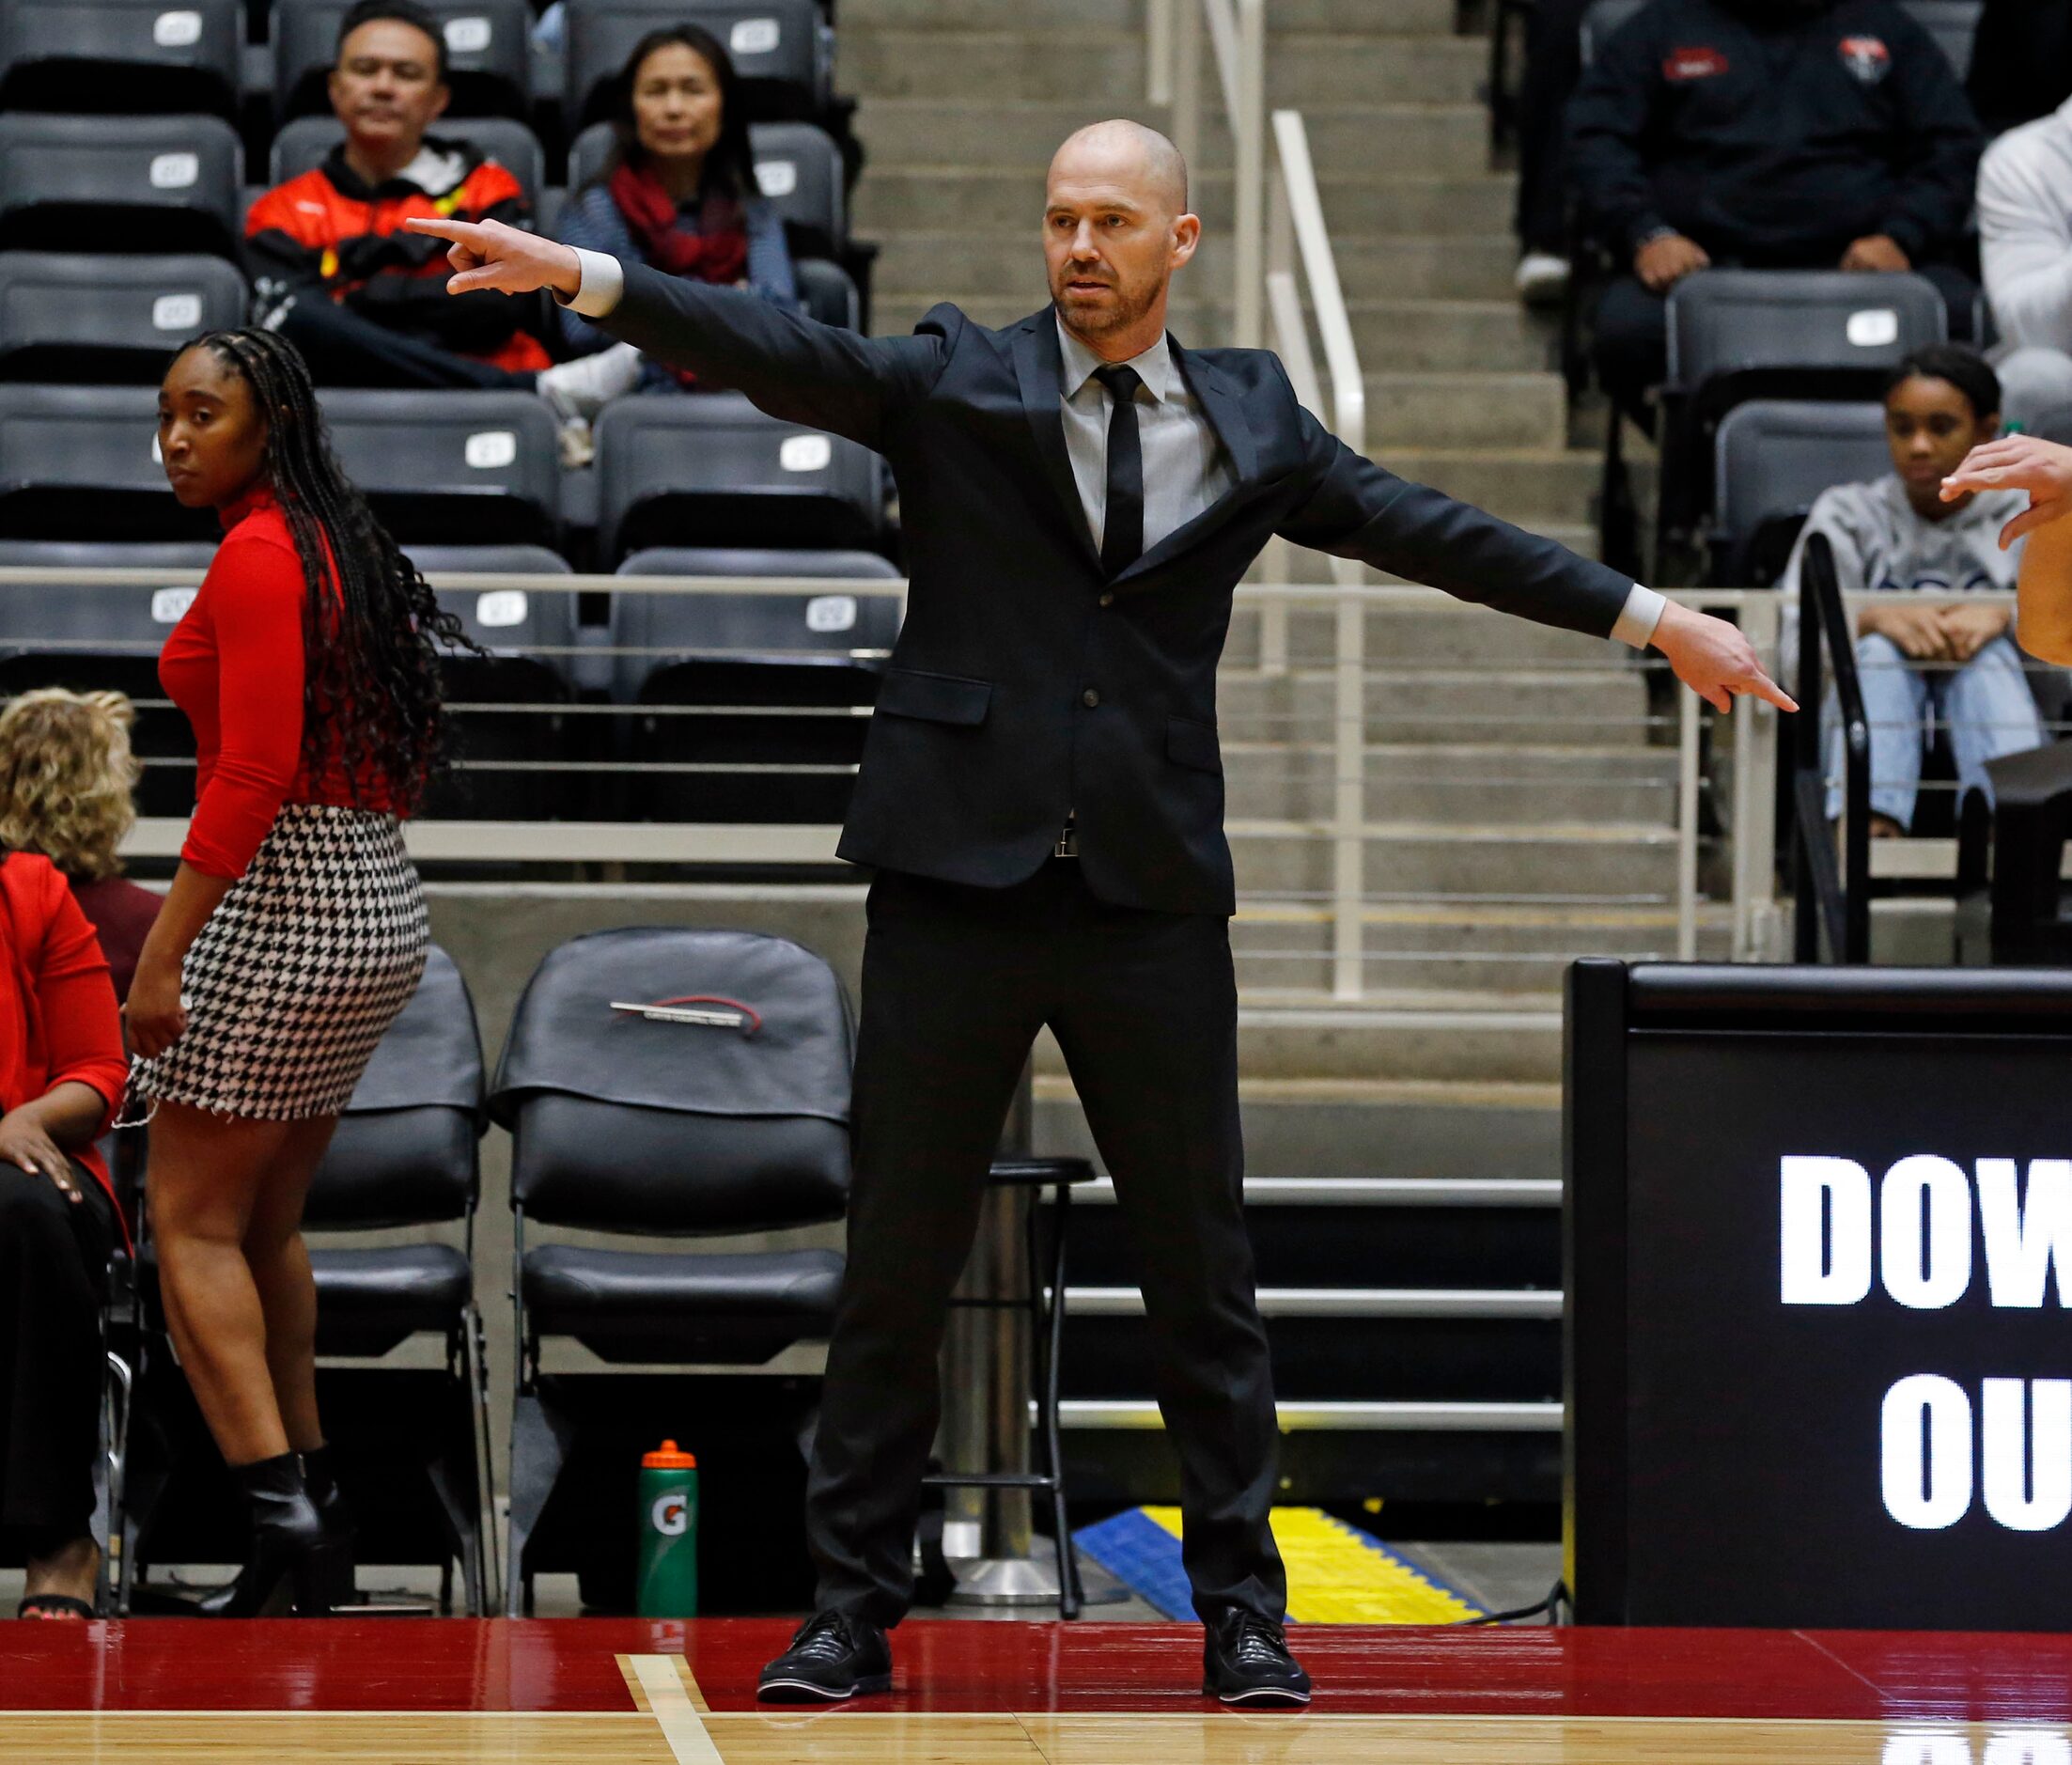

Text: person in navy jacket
xmin=1568 ymin=0 xmax=1985 ymax=408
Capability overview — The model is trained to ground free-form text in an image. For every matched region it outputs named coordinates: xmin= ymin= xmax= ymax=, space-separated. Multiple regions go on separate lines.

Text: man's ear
xmin=1981 ymin=414 xmax=2002 ymax=443
xmin=1169 ymin=211 xmax=1202 ymax=269
xmin=427 ymin=79 xmax=452 ymax=124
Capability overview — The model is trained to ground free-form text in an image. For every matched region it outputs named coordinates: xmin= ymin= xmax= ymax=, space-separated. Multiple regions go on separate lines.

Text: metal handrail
xmin=1791 ymin=534 xmax=1871 ymax=962
xmin=1147 ymin=0 xmax=1265 ymax=349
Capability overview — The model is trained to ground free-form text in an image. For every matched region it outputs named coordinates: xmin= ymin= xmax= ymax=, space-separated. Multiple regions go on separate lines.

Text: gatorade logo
xmin=651 ymin=1494 xmax=689 ymax=1537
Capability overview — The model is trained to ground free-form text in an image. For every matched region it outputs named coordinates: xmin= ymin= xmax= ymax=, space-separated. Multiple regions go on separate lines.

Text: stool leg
xmin=1044 ymin=1185 xmax=1081 ymax=1617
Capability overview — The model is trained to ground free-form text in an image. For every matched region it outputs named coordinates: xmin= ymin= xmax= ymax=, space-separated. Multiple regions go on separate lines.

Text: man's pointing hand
xmin=403 ymin=214 xmax=584 ymax=301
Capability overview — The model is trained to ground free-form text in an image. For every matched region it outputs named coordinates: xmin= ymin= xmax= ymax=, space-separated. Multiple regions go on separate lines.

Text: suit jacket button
xmin=1098 ymin=592 xmax=1114 ymax=607
xmin=1082 ymin=688 xmax=1100 ymax=709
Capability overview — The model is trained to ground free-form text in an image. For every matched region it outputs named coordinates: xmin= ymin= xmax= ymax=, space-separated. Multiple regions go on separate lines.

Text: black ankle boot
xmin=192 ymin=1452 xmax=341 ymax=1617
xmin=298 ymin=1445 xmax=357 ymax=1611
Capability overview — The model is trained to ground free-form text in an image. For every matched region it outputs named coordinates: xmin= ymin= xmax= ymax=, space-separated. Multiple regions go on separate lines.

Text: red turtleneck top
xmin=158 ymin=487 xmax=397 ymax=879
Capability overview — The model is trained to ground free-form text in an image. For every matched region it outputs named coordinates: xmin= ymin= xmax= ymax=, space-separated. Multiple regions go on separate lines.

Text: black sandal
xmin=18 ymin=1594 xmax=98 ymax=1619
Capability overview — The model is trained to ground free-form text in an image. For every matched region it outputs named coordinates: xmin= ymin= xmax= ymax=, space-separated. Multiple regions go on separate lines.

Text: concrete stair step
xmin=837 ymin=30 xmax=1488 ymax=106
xmin=1223 ymin=603 xmax=1626 ymax=666
xmin=852 ymin=100 xmax=1490 ymax=178
xmin=1365 ymin=372 xmax=1568 ymax=451
xmin=1220 ymin=741 xmax=1676 ymax=823
xmin=1217 ymin=663 xmax=1652 ymax=746
xmin=1377 ymin=448 xmax=1612 ymax=527
xmin=1346 ymin=302 xmax=1549 ymax=373
xmin=1036 ymin=1075 xmax=1563 ymax=1179
xmin=1228 ymin=819 xmax=1680 ymax=898
xmin=872 ymin=234 xmax=1521 ymax=305
xmin=1036 ymin=992 xmax=1567 ymax=1083
xmin=844 ymin=0 xmax=1457 ymax=34
xmin=854 ymin=169 xmax=1517 ymax=239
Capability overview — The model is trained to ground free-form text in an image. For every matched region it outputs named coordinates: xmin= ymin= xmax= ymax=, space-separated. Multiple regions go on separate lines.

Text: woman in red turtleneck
xmin=127 ymin=327 xmax=468 ymax=1617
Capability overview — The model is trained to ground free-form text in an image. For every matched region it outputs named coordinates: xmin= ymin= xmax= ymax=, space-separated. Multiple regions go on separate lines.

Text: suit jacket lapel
xmin=1114 ymin=339 xmax=1261 ymax=586
xmin=1009 ymin=314 xmax=1102 ymax=571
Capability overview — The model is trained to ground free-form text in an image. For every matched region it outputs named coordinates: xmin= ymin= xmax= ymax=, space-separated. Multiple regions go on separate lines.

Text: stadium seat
xmin=0 ymin=539 xmax=211 ymax=817
xmin=564 ymin=0 xmax=831 ymax=132
xmin=613 ymin=546 xmax=901 ymax=822
xmin=400 ymin=542 xmax=583 ymax=820
xmin=0 ymin=253 xmax=246 ymax=383
xmin=594 ymin=391 xmax=886 ymax=563
xmin=0 ymin=114 xmax=242 ymax=258
xmin=0 ymin=0 xmax=241 ymax=119
xmin=791 ymin=258 xmax=860 ymax=329
xmin=569 ymin=117 xmax=847 ymax=257
xmin=1902 ymin=0 xmax=1983 ymax=79
xmin=0 ymin=384 xmax=215 ymax=543
xmin=318 ymin=387 xmax=561 ymax=547
xmin=268 ymin=115 xmax=545 ymax=216
xmin=1710 ymin=400 xmax=1891 ymax=586
xmin=493 ymin=926 xmax=852 ymax=1615
xmin=302 ymin=944 xmax=492 ymax=1613
xmin=273 ymin=0 xmax=533 ymax=121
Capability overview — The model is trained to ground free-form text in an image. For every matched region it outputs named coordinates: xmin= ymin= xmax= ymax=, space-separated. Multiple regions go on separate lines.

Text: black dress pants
xmin=804 ymin=860 xmax=1285 ymax=1628
xmin=0 ymin=1162 xmax=114 ymax=1550
xmin=275 ymin=295 xmax=537 ymax=392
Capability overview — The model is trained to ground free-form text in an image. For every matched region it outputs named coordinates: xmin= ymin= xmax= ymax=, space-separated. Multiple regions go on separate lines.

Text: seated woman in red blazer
xmin=0 ymin=850 xmax=129 ymax=1618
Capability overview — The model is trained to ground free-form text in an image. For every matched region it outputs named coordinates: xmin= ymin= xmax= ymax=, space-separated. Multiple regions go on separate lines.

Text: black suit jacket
xmin=599 ymin=264 xmax=1638 ymax=915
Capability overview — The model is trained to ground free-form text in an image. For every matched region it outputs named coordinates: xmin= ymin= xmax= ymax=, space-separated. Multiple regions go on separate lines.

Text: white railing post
xmin=1732 ymin=589 xmax=1782 ymax=961
xmin=1145 ymin=0 xmax=1176 ymax=106
xmin=1232 ymin=0 xmax=1266 ymax=348
xmin=1677 ymin=679 xmax=1702 ymax=961
xmin=1171 ymin=0 xmax=1202 ymax=193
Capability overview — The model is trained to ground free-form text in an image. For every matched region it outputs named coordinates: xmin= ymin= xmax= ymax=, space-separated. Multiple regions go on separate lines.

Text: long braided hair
xmin=181 ymin=327 xmax=473 ymax=813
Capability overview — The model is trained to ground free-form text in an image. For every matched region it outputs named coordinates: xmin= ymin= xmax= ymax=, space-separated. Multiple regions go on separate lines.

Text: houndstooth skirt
xmin=131 ymin=804 xmax=428 ymax=1120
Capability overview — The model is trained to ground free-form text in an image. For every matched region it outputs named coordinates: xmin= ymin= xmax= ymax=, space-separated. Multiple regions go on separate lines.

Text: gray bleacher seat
xmin=569 ymin=118 xmax=846 ymax=256
xmin=1902 ymin=0 xmax=1983 ymax=79
xmin=613 ymin=546 xmax=900 ymax=822
xmin=0 ymin=0 xmax=241 ymax=118
xmin=1712 ymin=400 xmax=1891 ymax=585
xmin=0 ymin=114 xmax=243 ymax=258
xmin=319 ymin=388 xmax=561 ymax=548
xmin=0 ymin=254 xmax=247 ymax=383
xmin=792 ymin=258 xmax=859 ymax=329
xmin=273 ymin=0 xmax=533 ymax=120
xmin=0 ymin=384 xmax=210 ymax=542
xmin=1667 ymin=269 xmax=1947 ymax=398
xmin=268 ymin=116 xmax=545 ymax=216
xmin=565 ymin=0 xmax=831 ymax=131
xmin=0 ymin=539 xmax=214 ymax=815
xmin=594 ymin=392 xmax=886 ymax=562
xmin=1580 ymin=0 xmax=1650 ymax=64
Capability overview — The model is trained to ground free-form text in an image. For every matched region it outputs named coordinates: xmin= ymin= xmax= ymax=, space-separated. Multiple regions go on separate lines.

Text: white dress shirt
xmin=560 ymin=247 xmax=1665 ymax=646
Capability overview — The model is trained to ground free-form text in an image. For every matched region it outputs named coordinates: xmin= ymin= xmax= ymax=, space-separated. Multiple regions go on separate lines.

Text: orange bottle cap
xmin=643 ymin=1440 xmax=697 ymax=1469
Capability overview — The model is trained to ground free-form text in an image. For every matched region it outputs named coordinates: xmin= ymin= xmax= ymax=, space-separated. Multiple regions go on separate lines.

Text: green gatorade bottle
xmin=635 ymin=1440 xmax=699 ymax=1617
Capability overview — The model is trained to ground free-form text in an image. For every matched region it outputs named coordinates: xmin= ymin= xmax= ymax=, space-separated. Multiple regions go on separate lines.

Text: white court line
xmin=631 ymin=1654 xmax=726 ymax=1765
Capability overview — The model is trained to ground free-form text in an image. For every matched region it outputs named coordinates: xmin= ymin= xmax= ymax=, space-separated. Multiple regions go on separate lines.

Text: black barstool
xmin=923 ymin=1153 xmax=1095 ymax=1617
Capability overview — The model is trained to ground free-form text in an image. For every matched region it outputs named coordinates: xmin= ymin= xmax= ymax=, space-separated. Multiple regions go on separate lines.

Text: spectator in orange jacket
xmin=247 ymin=0 xmax=594 ymax=413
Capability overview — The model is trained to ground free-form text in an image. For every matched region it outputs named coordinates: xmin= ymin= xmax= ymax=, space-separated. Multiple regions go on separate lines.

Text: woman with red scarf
xmin=0 ymin=851 xmax=130 ymax=1618
xmin=549 ymin=24 xmax=800 ymax=430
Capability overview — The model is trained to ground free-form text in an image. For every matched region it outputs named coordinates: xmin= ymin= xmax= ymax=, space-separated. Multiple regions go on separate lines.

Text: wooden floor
xmin=8 ymin=1618 xmax=2071 ymax=1763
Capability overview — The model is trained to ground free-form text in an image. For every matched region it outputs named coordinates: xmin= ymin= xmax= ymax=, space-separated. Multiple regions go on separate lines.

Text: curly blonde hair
xmin=0 ymin=689 xmax=142 ymax=881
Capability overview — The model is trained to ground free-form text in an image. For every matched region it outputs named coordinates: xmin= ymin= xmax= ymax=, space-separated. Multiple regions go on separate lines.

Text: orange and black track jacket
xmin=245 ymin=136 xmax=551 ymax=374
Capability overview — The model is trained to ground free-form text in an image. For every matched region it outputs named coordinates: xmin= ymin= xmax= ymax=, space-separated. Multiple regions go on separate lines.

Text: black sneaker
xmin=1203 ymin=1610 xmax=1313 ymax=1708
xmin=757 ymin=1610 xmax=893 ymax=1704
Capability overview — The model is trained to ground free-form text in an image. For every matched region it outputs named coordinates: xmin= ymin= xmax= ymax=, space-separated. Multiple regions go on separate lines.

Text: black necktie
xmin=1094 ymin=363 xmax=1144 ymax=577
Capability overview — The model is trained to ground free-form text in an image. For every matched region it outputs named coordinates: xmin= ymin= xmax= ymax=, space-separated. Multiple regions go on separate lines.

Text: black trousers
xmin=804 ymin=860 xmax=1285 ymax=1628
xmin=1514 ymin=0 xmax=1590 ymax=253
xmin=275 ymin=296 xmax=537 ymax=392
xmin=0 ymin=1162 xmax=114 ymax=1549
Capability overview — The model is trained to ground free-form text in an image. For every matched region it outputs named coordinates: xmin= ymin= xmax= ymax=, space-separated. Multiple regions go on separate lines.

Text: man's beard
xmin=1052 ymin=273 xmax=1159 ymax=336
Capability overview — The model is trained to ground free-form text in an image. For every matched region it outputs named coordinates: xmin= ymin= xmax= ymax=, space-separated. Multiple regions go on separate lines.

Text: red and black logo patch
xmin=1838 ymin=35 xmax=1892 ymax=83
xmin=1662 ymin=44 xmax=1730 ymax=80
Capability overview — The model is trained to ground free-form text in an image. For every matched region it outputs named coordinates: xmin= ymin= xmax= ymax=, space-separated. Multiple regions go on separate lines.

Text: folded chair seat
xmin=521 ymin=1242 xmax=843 ymax=1363
xmin=308 ymin=1244 xmax=475 ymax=1358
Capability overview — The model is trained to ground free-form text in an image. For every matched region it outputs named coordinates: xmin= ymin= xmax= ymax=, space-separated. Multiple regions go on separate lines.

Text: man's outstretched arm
xmin=404 ymin=217 xmax=944 ymax=450
xmin=1279 ymin=409 xmax=1796 ymax=715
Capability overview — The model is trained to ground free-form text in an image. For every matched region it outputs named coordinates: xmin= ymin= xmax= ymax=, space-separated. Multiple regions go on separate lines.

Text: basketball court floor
xmin=8 ymin=1617 xmax=2070 ymax=1763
